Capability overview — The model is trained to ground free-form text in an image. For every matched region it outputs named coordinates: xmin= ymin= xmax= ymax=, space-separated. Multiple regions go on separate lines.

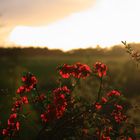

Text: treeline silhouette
xmin=0 ymin=43 xmax=140 ymax=57
xmin=0 ymin=47 xmax=63 ymax=57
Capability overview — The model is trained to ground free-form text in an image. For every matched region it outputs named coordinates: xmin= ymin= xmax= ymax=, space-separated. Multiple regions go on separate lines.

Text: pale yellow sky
xmin=0 ymin=0 xmax=94 ymax=46
xmin=1 ymin=0 xmax=140 ymax=51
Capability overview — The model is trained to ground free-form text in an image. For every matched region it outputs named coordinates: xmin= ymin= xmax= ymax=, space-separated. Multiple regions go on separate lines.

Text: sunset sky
xmin=0 ymin=0 xmax=140 ymax=51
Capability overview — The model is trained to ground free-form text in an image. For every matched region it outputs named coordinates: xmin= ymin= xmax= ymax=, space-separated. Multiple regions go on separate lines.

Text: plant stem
xmin=97 ymin=77 xmax=103 ymax=102
xmin=9 ymin=132 xmax=12 ymax=140
xmin=71 ymin=78 xmax=80 ymax=93
xmin=35 ymin=87 xmax=46 ymax=111
xmin=36 ymin=125 xmax=46 ymax=140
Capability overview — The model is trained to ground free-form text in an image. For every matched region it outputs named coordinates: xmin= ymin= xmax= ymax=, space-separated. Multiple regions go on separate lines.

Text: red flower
xmin=38 ymin=93 xmax=46 ymax=101
xmin=9 ymin=113 xmax=17 ymax=120
xmin=101 ymin=134 xmax=111 ymax=140
xmin=72 ymin=63 xmax=91 ymax=79
xmin=102 ymin=97 xmax=108 ymax=104
xmin=8 ymin=113 xmax=17 ymax=126
xmin=82 ymin=128 xmax=88 ymax=135
xmin=16 ymin=121 xmax=20 ymax=130
xmin=2 ymin=129 xmax=9 ymax=136
xmin=40 ymin=113 xmax=48 ymax=123
xmin=94 ymin=62 xmax=107 ymax=77
xmin=95 ymin=102 xmax=102 ymax=110
xmin=21 ymin=96 xmax=29 ymax=104
xmin=12 ymin=100 xmax=22 ymax=112
xmin=128 ymin=137 xmax=133 ymax=140
xmin=115 ymin=104 xmax=123 ymax=111
xmin=107 ymin=90 xmax=121 ymax=97
xmin=59 ymin=64 xmax=74 ymax=78
xmin=17 ymin=86 xmax=25 ymax=94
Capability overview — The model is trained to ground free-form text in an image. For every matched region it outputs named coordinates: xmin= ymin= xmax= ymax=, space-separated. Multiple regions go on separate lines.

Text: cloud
xmin=0 ymin=0 xmax=94 ymax=25
xmin=0 ymin=0 xmax=94 ymax=45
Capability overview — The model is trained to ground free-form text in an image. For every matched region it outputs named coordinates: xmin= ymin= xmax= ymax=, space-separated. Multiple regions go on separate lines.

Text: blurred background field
xmin=0 ymin=44 xmax=140 ymax=139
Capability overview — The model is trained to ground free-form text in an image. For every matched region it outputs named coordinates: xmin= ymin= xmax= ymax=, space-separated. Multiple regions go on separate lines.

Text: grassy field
xmin=0 ymin=47 xmax=140 ymax=96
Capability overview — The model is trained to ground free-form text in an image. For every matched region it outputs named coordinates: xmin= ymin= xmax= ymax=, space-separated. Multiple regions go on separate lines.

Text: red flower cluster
xmin=2 ymin=113 xmax=20 ymax=136
xmin=53 ymin=92 xmax=67 ymax=119
xmin=40 ymin=96 xmax=67 ymax=122
xmin=94 ymin=62 xmax=107 ymax=77
xmin=12 ymin=96 xmax=29 ymax=112
xmin=41 ymin=104 xmax=57 ymax=123
xmin=107 ymin=90 xmax=121 ymax=97
xmin=94 ymin=89 xmax=127 ymax=125
xmin=41 ymin=86 xmax=70 ymax=123
xmin=115 ymin=104 xmax=123 ymax=111
xmin=111 ymin=104 xmax=126 ymax=123
xmin=96 ymin=127 xmax=112 ymax=140
xmin=17 ymin=72 xmax=37 ymax=94
xmin=58 ymin=63 xmax=91 ymax=79
xmin=94 ymin=97 xmax=108 ymax=110
xmin=53 ymin=86 xmax=70 ymax=95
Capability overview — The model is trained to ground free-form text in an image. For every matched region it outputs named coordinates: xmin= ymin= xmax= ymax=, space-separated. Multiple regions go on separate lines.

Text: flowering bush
xmin=0 ymin=62 xmax=138 ymax=140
